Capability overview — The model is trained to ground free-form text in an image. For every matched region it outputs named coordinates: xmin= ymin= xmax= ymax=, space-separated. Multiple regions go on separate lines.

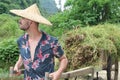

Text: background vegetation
xmin=0 ymin=0 xmax=38 ymax=14
xmin=65 ymin=0 xmax=120 ymax=25
xmin=0 ymin=0 xmax=120 ymax=79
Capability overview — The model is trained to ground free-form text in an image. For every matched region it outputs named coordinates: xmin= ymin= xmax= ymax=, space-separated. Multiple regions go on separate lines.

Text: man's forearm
xmin=57 ymin=55 xmax=68 ymax=73
xmin=15 ymin=60 xmax=23 ymax=68
xmin=14 ymin=55 xmax=23 ymax=70
xmin=48 ymin=55 xmax=68 ymax=80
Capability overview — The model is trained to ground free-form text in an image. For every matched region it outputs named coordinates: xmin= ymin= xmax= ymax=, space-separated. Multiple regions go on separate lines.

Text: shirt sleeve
xmin=53 ymin=39 xmax=64 ymax=58
xmin=17 ymin=37 xmax=22 ymax=55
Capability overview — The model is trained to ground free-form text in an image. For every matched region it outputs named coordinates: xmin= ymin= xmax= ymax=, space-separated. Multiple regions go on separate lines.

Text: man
xmin=10 ymin=4 xmax=68 ymax=80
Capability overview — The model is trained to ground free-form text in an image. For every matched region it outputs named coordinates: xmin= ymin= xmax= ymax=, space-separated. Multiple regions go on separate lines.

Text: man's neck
xmin=26 ymin=24 xmax=42 ymax=40
xmin=28 ymin=31 xmax=42 ymax=40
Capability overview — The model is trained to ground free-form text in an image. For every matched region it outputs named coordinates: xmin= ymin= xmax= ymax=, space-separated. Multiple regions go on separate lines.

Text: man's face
xmin=19 ymin=18 xmax=32 ymax=31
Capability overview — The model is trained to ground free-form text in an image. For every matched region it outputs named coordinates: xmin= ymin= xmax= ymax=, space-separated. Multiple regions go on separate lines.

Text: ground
xmin=94 ymin=62 xmax=120 ymax=80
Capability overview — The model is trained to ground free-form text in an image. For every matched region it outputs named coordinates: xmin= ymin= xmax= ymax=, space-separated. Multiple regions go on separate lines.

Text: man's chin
xmin=20 ymin=28 xmax=27 ymax=31
xmin=19 ymin=25 xmax=30 ymax=31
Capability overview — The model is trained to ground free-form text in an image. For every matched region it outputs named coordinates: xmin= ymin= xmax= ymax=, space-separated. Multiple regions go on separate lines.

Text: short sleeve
xmin=17 ymin=39 xmax=21 ymax=54
xmin=53 ymin=39 xmax=64 ymax=58
xmin=17 ymin=37 xmax=23 ymax=55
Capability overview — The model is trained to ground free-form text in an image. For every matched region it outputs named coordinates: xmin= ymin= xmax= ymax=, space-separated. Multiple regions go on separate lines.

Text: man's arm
xmin=57 ymin=55 xmax=68 ymax=73
xmin=49 ymin=55 xmax=68 ymax=80
xmin=14 ymin=54 xmax=23 ymax=72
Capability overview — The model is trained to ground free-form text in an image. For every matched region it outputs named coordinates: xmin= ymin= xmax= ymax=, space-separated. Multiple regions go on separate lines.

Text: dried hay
xmin=61 ymin=24 xmax=120 ymax=71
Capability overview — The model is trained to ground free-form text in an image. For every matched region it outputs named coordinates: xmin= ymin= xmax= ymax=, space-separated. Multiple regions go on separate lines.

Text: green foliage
xmin=65 ymin=0 xmax=120 ymax=25
xmin=0 ymin=0 xmax=38 ymax=14
xmin=0 ymin=14 xmax=23 ymax=68
xmin=0 ymin=14 xmax=23 ymax=41
xmin=47 ymin=11 xmax=82 ymax=34
xmin=0 ymin=2 xmax=9 ymax=14
xmin=0 ymin=38 xmax=19 ymax=69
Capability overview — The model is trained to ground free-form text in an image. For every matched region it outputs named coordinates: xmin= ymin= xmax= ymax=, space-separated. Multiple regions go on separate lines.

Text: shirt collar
xmin=22 ymin=31 xmax=48 ymax=44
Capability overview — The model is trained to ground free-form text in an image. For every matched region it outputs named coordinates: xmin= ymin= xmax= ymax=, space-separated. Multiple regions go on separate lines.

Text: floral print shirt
xmin=17 ymin=31 xmax=64 ymax=80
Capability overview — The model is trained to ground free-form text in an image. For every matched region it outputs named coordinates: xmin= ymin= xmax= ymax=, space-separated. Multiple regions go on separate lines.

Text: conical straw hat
xmin=10 ymin=4 xmax=52 ymax=26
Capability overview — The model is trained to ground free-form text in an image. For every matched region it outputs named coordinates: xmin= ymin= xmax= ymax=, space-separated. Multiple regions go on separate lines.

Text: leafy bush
xmin=0 ymin=14 xmax=23 ymax=41
xmin=65 ymin=0 xmax=120 ymax=25
xmin=0 ymin=38 xmax=19 ymax=69
xmin=49 ymin=11 xmax=82 ymax=29
xmin=0 ymin=0 xmax=38 ymax=14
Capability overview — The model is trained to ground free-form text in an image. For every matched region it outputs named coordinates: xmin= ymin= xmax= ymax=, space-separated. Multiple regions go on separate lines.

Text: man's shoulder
xmin=43 ymin=31 xmax=58 ymax=41
xmin=50 ymin=35 xmax=57 ymax=41
xmin=46 ymin=34 xmax=58 ymax=42
xmin=17 ymin=34 xmax=27 ymax=43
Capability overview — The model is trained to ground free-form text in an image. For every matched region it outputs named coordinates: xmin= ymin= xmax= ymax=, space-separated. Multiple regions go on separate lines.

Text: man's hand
xmin=13 ymin=55 xmax=23 ymax=76
xmin=49 ymin=55 xmax=68 ymax=80
xmin=14 ymin=66 xmax=19 ymax=72
xmin=14 ymin=66 xmax=21 ymax=76
xmin=49 ymin=71 xmax=62 ymax=80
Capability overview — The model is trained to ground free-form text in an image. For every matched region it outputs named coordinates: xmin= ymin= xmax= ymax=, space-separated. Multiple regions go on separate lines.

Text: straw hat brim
xmin=10 ymin=10 xmax=52 ymax=26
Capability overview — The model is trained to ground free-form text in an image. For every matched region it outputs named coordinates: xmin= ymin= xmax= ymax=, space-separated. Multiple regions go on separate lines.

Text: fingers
xmin=16 ymin=71 xmax=21 ymax=76
xmin=49 ymin=73 xmax=57 ymax=80
xmin=49 ymin=73 xmax=53 ymax=78
xmin=14 ymin=67 xmax=19 ymax=72
xmin=13 ymin=71 xmax=21 ymax=76
xmin=13 ymin=67 xmax=21 ymax=76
